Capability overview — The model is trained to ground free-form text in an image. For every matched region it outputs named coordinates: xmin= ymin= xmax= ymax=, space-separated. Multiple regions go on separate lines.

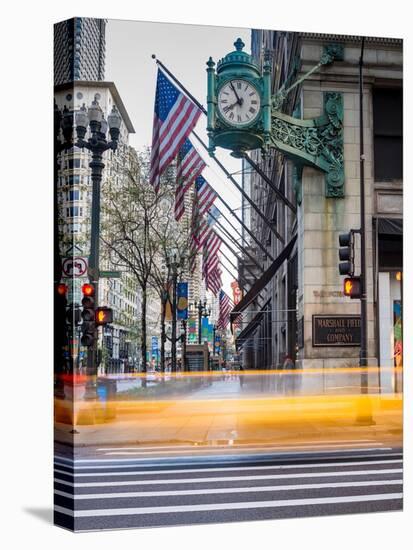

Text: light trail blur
xmin=54 ymin=367 xmax=402 ymax=453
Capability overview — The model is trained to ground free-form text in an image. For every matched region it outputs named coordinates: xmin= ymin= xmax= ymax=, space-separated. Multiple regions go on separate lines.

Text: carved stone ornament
xmin=269 ymin=92 xmax=344 ymax=198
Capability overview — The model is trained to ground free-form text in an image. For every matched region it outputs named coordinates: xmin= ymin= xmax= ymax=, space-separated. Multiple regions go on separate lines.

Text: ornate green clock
xmin=207 ymin=38 xmax=345 ymax=198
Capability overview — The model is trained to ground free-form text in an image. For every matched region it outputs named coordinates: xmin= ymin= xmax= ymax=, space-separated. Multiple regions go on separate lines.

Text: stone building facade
xmin=238 ymin=31 xmax=402 ymax=381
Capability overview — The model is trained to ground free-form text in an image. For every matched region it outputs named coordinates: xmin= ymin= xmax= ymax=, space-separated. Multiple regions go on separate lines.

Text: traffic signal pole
xmin=84 ymin=148 xmax=104 ymax=400
xmin=359 ymin=37 xmax=368 ymax=370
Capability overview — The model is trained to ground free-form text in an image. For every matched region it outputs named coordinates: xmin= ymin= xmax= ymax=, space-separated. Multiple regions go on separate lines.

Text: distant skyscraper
xmin=54 ymin=17 xmax=106 ymax=86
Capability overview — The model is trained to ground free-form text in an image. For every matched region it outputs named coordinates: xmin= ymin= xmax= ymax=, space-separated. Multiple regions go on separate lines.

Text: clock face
xmin=217 ymin=79 xmax=261 ymax=127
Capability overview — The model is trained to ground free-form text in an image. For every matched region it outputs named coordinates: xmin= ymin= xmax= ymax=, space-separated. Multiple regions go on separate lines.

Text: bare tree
xmin=149 ymin=198 xmax=194 ymax=371
xmin=102 ymin=146 xmax=196 ymax=372
xmin=102 ymin=148 xmax=166 ymax=371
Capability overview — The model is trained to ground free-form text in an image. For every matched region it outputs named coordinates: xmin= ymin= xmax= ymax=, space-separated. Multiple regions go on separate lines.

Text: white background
xmin=0 ymin=1 xmax=411 ymax=548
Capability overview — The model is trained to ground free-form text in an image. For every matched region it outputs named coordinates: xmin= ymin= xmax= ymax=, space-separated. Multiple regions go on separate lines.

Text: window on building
xmin=373 ymin=88 xmax=402 ymax=181
xmin=68 ymin=158 xmax=81 ymax=170
xmin=68 ymin=175 xmax=80 ymax=185
xmin=67 ymin=189 xmax=80 ymax=201
xmin=66 ymin=206 xmax=81 ymax=217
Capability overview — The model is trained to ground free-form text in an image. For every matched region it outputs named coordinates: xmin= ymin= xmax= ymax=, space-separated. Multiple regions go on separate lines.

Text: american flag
xmin=189 ymin=198 xmax=215 ymax=266
xmin=195 ymin=176 xmax=217 ymax=217
xmin=217 ymin=290 xmax=233 ymax=330
xmin=202 ymin=231 xmax=222 ymax=296
xmin=175 ymin=139 xmax=205 ymax=221
xmin=206 ymin=265 xmax=222 ymax=296
xmin=202 ymin=231 xmax=221 ymax=278
xmin=149 ymin=70 xmax=202 ymax=192
xmin=188 ymin=193 xmax=201 ymax=272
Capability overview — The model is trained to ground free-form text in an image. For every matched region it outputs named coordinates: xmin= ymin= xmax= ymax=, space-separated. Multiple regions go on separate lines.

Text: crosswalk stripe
xmin=96 ymin=440 xmax=376 ymax=451
xmin=54 ymin=468 xmax=402 ymax=488
xmin=53 ymin=459 xmax=402 ymax=477
xmin=101 ymin=445 xmax=390 ymax=456
xmin=55 ymin=449 xmax=402 ymax=469
xmin=54 ymin=492 xmax=403 ymax=517
xmin=54 ymin=479 xmax=402 ymax=499
xmin=54 ymin=451 xmax=402 ymax=466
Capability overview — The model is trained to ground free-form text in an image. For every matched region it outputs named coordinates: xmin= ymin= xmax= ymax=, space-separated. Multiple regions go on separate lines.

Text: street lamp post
xmin=181 ymin=320 xmax=187 ymax=371
xmin=166 ymin=248 xmax=180 ymax=373
xmin=74 ymin=96 xmax=122 ymax=398
xmin=213 ymin=324 xmax=217 ymax=356
xmin=192 ymin=300 xmax=210 ymax=344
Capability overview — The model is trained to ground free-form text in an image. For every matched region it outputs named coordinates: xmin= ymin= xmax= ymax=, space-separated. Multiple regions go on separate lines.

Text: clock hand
xmin=230 ymin=81 xmax=242 ymax=105
xmin=223 ymin=100 xmax=239 ymax=113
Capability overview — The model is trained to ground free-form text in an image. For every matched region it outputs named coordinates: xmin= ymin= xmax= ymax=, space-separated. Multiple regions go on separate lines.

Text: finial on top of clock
xmin=234 ymin=38 xmax=245 ymax=51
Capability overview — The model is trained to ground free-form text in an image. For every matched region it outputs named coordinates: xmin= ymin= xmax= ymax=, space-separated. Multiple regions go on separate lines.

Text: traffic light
xmin=66 ymin=305 xmax=81 ymax=326
xmin=95 ymin=307 xmax=113 ymax=326
xmin=338 ymin=232 xmax=354 ymax=275
xmin=81 ymin=283 xmax=95 ymax=347
xmin=343 ymin=277 xmax=362 ymax=299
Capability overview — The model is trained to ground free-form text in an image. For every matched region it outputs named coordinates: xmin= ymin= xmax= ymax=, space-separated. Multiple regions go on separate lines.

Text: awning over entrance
xmin=235 ymin=299 xmax=270 ymax=351
xmin=377 ymin=217 xmax=403 ymax=236
xmin=230 ymin=235 xmax=297 ymax=323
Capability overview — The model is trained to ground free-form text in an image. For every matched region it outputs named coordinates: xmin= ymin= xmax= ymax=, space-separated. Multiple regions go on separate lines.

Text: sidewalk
xmin=54 ymin=393 xmax=402 ymax=449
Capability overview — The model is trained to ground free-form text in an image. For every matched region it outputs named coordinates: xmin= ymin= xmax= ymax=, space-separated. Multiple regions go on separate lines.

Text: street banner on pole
xmin=164 ymin=283 xmax=172 ymax=321
xmin=188 ymin=318 xmax=197 ymax=342
xmin=201 ymin=317 xmax=210 ymax=342
xmin=177 ymin=282 xmax=188 ymax=319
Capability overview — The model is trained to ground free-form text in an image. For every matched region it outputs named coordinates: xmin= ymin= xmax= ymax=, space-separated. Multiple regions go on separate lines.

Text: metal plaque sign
xmin=312 ymin=315 xmax=361 ymax=347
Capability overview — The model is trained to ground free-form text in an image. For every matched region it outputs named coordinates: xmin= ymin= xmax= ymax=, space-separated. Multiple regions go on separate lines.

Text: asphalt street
xmin=54 ymin=446 xmax=403 ymax=531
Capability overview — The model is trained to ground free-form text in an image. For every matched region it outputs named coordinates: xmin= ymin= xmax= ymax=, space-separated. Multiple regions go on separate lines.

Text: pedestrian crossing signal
xmin=95 ymin=307 xmax=113 ymax=326
xmin=343 ymin=277 xmax=361 ymax=299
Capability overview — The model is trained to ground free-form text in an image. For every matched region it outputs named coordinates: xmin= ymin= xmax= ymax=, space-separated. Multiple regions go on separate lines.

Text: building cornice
xmin=54 ymin=80 xmax=135 ymax=133
xmin=300 ymin=32 xmax=402 ymax=46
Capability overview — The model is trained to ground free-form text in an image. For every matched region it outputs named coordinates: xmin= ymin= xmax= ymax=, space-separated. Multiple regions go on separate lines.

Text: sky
xmin=105 ymin=19 xmax=252 ymax=297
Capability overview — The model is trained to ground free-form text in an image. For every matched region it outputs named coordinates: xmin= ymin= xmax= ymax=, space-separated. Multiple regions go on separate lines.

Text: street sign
xmin=99 ymin=270 xmax=122 ymax=278
xmin=62 ymin=256 xmax=88 ymax=278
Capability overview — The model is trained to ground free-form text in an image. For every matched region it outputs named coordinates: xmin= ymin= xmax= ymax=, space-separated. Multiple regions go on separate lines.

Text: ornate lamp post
xmin=180 ymin=320 xmax=187 ymax=371
xmin=73 ymin=96 xmax=122 ymax=398
xmin=191 ymin=300 xmax=210 ymax=344
xmin=166 ymin=247 xmax=180 ymax=372
xmin=212 ymin=324 xmax=217 ymax=356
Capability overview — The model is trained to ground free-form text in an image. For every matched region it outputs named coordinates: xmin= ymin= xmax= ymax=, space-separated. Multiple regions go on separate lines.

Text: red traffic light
xmin=57 ymin=283 xmax=68 ymax=296
xmin=95 ymin=307 xmax=113 ymax=326
xmin=82 ymin=283 xmax=95 ymax=297
xmin=343 ymin=277 xmax=361 ymax=299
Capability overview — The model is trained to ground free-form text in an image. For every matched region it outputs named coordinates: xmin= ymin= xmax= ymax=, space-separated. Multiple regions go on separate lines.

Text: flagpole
xmin=192 ymin=130 xmax=285 ymax=244
xmin=208 ymin=180 xmax=274 ymax=258
xmin=220 ymin=249 xmax=249 ymax=281
xmin=219 ymin=258 xmax=246 ymax=291
xmin=214 ymin=228 xmax=259 ymax=283
xmin=213 ymin=205 xmax=275 ymax=262
xmin=208 ymin=212 xmax=264 ymax=272
xmin=152 ymin=55 xmax=285 ymax=242
xmin=153 ymin=56 xmax=207 ymax=116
